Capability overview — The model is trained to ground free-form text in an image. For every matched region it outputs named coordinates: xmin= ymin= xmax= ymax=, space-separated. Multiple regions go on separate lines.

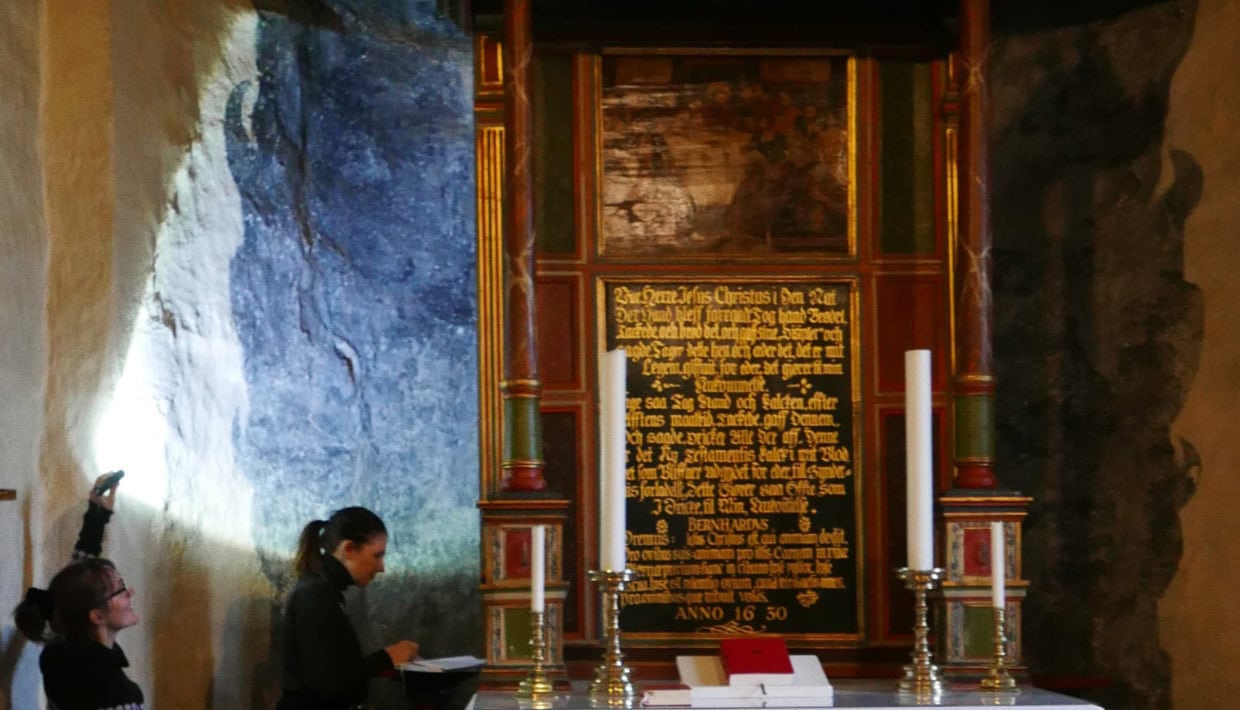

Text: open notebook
xmin=400 ymin=655 xmax=486 ymax=673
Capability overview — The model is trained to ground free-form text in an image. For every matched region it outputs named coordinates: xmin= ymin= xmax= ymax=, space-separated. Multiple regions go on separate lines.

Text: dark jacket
xmin=276 ymin=555 xmax=394 ymax=710
xmin=40 ymin=639 xmax=144 ymax=710
xmin=40 ymin=502 xmax=145 ymax=710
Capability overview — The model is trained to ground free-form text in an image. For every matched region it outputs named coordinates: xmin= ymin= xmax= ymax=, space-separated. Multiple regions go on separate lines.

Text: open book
xmin=399 ymin=655 xmax=486 ymax=673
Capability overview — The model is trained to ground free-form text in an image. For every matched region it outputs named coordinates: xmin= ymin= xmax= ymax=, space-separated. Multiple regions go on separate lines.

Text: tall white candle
xmin=531 ymin=525 xmax=546 ymax=612
xmin=905 ymin=350 xmax=934 ymax=570
xmin=990 ymin=522 xmax=1005 ymax=609
xmin=599 ymin=349 xmax=628 ymax=572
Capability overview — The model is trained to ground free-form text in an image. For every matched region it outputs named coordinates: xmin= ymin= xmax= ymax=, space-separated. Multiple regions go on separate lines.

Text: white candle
xmin=531 ymin=525 xmax=546 ymax=612
xmin=599 ymin=349 xmax=628 ymax=572
xmin=990 ymin=522 xmax=1005 ymax=609
xmin=905 ymin=350 xmax=934 ymax=570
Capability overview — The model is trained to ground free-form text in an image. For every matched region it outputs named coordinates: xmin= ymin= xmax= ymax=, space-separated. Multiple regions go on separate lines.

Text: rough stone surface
xmin=990 ymin=2 xmax=1201 ymax=708
xmin=225 ymin=0 xmax=481 ymax=662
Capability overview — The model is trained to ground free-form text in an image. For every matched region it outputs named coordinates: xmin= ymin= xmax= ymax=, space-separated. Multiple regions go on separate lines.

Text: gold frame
xmin=595 ymin=275 xmax=865 ymax=644
xmin=591 ymin=51 xmax=858 ymax=262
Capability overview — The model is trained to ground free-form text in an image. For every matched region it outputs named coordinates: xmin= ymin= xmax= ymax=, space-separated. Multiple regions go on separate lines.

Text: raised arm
xmin=71 ymin=473 xmax=119 ymax=560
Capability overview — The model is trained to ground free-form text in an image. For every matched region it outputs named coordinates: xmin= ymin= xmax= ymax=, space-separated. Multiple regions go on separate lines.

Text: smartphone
xmin=92 ymin=470 xmax=125 ymax=497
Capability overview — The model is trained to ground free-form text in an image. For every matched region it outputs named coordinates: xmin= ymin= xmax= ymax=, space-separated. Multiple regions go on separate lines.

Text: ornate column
xmin=501 ymin=0 xmax=546 ymax=493
xmin=939 ymin=0 xmax=1029 ymax=681
xmin=953 ymin=0 xmax=997 ymax=491
xmin=476 ymin=9 xmax=569 ymax=688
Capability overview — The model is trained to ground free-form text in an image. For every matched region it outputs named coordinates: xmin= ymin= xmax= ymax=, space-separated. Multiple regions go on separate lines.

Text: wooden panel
xmin=879 ymin=406 xmax=946 ymax=639
xmin=880 ymin=409 xmax=915 ymax=637
xmin=541 ymin=409 xmax=581 ymax=634
xmin=874 ymin=273 xmax=945 ymax=393
xmin=534 ymin=54 xmax=577 ymax=256
xmin=878 ymin=61 xmax=936 ymax=255
xmin=536 ymin=277 xmax=580 ymax=389
xmin=505 ymin=527 xmax=534 ymax=579
xmin=475 ymin=34 xmax=504 ymax=97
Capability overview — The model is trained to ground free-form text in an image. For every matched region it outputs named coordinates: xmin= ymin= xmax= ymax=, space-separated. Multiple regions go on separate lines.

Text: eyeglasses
xmin=104 ymin=580 xmax=129 ymax=602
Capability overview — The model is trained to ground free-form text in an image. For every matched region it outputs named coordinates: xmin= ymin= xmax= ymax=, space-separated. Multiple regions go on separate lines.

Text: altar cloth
xmin=471 ymin=680 xmax=1103 ymax=710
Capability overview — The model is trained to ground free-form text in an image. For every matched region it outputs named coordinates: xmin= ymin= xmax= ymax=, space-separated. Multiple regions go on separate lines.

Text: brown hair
xmin=13 ymin=558 xmax=117 ymax=642
xmin=293 ymin=507 xmax=387 ymax=577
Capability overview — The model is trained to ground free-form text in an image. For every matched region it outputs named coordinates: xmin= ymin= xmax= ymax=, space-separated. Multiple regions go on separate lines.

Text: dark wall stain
xmin=990 ymin=2 xmax=1202 ymax=707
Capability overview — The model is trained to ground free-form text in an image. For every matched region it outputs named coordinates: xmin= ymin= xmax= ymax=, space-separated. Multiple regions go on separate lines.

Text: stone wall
xmin=0 ymin=1 xmax=479 ymax=707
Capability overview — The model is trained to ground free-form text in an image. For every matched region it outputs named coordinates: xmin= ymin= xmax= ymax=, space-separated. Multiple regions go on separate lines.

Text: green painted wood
xmin=880 ymin=61 xmax=935 ymax=255
xmin=534 ymin=54 xmax=576 ymax=255
xmin=504 ymin=394 xmax=544 ymax=462
xmin=954 ymin=393 xmax=995 ymax=459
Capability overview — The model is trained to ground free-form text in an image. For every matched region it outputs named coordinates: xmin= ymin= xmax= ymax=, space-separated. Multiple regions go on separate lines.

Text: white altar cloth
xmin=472 ymin=681 xmax=1103 ymax=710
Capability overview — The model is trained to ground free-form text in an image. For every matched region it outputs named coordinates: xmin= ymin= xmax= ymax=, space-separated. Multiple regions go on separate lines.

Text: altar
xmin=475 ymin=0 xmax=1052 ymax=693
xmin=471 ymin=683 xmax=1103 ymax=710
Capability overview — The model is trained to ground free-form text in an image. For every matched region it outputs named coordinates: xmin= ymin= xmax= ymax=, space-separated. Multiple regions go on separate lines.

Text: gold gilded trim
xmin=847 ymin=56 xmax=858 ymax=257
xmin=477 ymin=125 xmax=506 ymax=496
xmin=945 ymin=126 xmax=959 ymax=379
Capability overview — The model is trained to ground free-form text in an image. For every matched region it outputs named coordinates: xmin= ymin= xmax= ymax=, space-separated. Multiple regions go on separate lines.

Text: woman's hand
xmin=384 ymin=640 xmax=419 ymax=665
xmin=88 ymin=473 xmax=120 ymax=511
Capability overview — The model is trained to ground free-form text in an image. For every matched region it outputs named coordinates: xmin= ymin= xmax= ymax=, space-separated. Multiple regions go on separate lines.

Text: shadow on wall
xmin=990 ymin=4 xmax=1202 ymax=708
xmin=148 ymin=534 xmax=216 ymax=707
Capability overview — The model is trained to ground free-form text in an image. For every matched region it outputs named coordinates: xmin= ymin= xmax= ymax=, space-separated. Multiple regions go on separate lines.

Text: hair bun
xmin=24 ymin=587 xmax=53 ymax=619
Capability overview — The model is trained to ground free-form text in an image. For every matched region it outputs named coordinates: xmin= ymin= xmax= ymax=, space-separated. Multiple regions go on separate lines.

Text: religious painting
xmin=599 ymin=54 xmax=855 ymax=258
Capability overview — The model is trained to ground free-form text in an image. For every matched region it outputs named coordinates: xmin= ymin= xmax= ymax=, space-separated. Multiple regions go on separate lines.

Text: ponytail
xmin=294 ymin=520 xmax=329 ymax=577
xmin=293 ymin=507 xmax=387 ymax=577
xmin=14 ymin=587 xmax=54 ymax=642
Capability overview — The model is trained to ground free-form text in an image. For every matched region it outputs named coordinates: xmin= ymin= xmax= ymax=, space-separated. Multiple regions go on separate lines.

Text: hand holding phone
xmin=91 ymin=470 xmax=125 ymax=499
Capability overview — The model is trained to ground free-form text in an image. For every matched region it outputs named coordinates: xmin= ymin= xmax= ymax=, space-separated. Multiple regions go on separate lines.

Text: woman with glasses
xmin=13 ymin=473 xmax=144 ymax=709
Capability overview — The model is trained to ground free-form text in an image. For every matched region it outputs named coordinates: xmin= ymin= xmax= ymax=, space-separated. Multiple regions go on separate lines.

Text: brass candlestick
xmin=896 ymin=567 xmax=946 ymax=699
xmin=516 ymin=610 xmax=555 ymax=702
xmin=980 ymin=606 xmax=1018 ymax=692
xmin=588 ymin=568 xmax=636 ymax=706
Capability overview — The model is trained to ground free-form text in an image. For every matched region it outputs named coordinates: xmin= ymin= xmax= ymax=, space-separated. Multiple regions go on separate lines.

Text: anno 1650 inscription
xmin=605 ymin=280 xmax=860 ymax=639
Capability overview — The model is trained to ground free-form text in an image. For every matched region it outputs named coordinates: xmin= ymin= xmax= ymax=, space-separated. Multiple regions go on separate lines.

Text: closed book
xmin=718 ymin=638 xmax=794 ymax=687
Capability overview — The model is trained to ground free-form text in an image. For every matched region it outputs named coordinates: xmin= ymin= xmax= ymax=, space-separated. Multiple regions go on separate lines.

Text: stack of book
xmin=641 ymin=639 xmax=833 ymax=707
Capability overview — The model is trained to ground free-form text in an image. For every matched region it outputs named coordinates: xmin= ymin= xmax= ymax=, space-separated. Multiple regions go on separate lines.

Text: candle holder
xmin=516 ymin=610 xmax=555 ymax=702
xmin=588 ymin=568 xmax=636 ymax=706
xmin=979 ymin=606 xmax=1018 ymax=692
xmin=896 ymin=567 xmax=945 ymax=699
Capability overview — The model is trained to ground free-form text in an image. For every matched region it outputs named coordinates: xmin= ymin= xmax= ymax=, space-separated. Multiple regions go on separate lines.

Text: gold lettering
xmin=608 ymin=281 xmax=857 ymax=632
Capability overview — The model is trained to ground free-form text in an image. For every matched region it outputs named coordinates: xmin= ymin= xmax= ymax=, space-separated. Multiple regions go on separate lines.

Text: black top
xmin=40 ymin=639 xmax=144 ymax=710
xmin=72 ymin=501 xmax=112 ymax=559
xmin=40 ymin=501 xmax=146 ymax=710
xmin=277 ymin=555 xmax=394 ymax=709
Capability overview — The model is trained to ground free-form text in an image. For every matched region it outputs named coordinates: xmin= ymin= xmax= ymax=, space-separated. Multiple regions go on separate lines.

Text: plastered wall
xmin=1161 ymin=1 xmax=1240 ymax=707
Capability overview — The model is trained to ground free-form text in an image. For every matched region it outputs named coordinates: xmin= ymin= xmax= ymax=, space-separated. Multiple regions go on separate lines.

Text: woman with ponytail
xmin=277 ymin=506 xmax=419 ymax=710
xmin=12 ymin=473 xmax=144 ymax=709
